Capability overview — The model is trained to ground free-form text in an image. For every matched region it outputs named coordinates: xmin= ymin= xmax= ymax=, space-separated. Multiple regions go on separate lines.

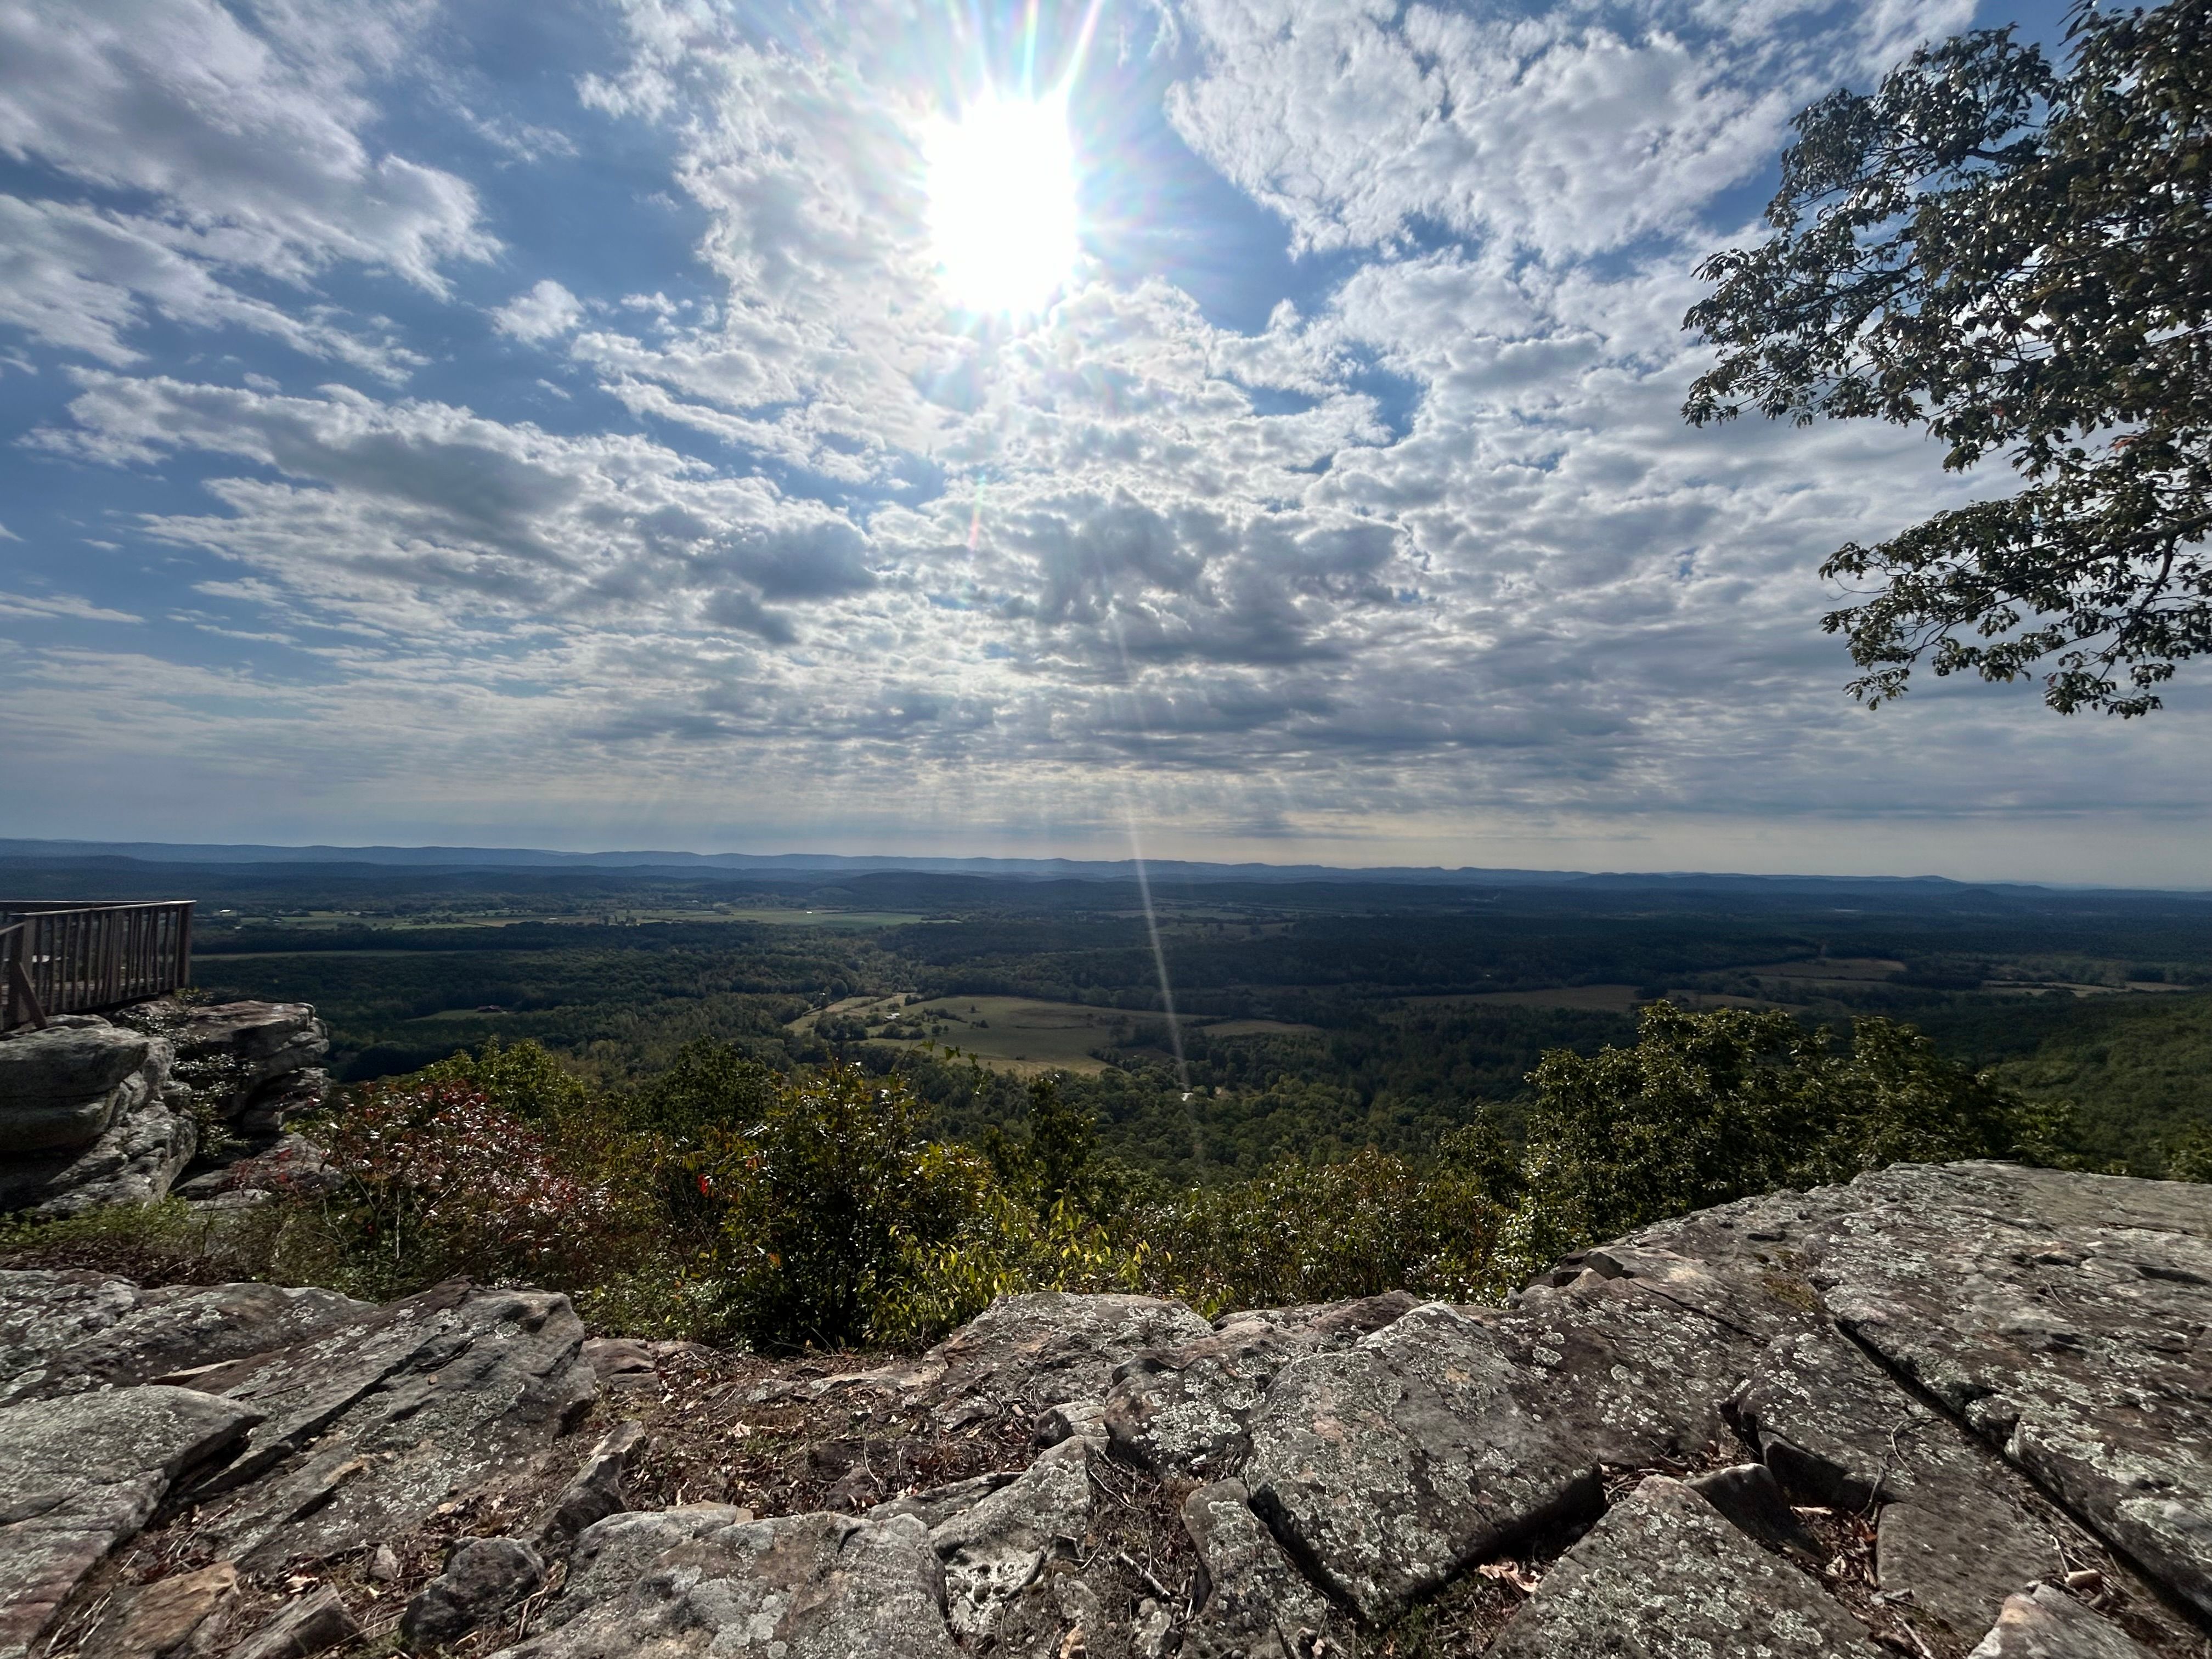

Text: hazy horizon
xmin=10 ymin=832 xmax=2210 ymax=895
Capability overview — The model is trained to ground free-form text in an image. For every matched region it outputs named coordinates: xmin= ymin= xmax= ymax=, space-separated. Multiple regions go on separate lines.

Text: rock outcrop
xmin=0 ymin=1161 xmax=2204 ymax=1659
xmin=0 ymin=1001 xmax=329 ymax=1217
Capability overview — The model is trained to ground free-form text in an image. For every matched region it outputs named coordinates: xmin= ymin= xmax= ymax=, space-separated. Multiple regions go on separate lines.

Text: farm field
xmin=784 ymin=994 xmax=1232 ymax=1076
xmin=1406 ymin=985 xmax=1647 ymax=1013
xmin=880 ymin=995 xmax=1141 ymax=1075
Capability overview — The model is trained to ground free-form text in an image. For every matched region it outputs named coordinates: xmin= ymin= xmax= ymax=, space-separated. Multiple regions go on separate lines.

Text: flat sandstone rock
xmin=1486 ymin=1476 xmax=1884 ymax=1658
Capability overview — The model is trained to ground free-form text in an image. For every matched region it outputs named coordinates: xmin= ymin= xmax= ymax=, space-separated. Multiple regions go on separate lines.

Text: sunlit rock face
xmin=0 ymin=1161 xmax=2207 ymax=1659
xmin=0 ymin=1000 xmax=328 ymax=1217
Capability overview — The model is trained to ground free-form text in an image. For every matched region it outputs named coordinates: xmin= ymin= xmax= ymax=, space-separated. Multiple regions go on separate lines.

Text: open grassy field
xmin=898 ymin=995 xmax=1138 ymax=1074
xmin=1739 ymin=957 xmax=1907 ymax=982
xmin=1405 ymin=985 xmax=1648 ymax=1013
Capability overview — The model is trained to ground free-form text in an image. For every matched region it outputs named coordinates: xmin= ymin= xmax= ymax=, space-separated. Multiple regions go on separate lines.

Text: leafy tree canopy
xmin=1685 ymin=0 xmax=2211 ymax=715
xmin=1522 ymin=1003 xmax=2075 ymax=1245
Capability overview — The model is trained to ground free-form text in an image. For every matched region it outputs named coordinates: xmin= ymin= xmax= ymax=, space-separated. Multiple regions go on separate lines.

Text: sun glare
xmin=924 ymin=93 xmax=1079 ymax=315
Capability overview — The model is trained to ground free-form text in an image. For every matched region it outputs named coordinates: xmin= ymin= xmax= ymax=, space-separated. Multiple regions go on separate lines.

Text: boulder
xmin=1725 ymin=1322 xmax=2070 ymax=1639
xmin=1243 ymin=1301 xmax=1601 ymax=1621
xmin=0 ymin=1270 xmax=369 ymax=1406
xmin=865 ymin=1471 xmax=1020 ymax=1530
xmin=150 ymin=1002 xmax=328 ymax=1111
xmin=1180 ymin=1480 xmax=1333 ymax=1659
xmin=1644 ymin=1162 xmax=2212 ymax=1620
xmin=0 ymin=1020 xmax=180 ymax=1215
xmin=1105 ymin=1292 xmax=1418 ymax=1476
xmin=1485 ymin=1476 xmax=1884 ymax=1657
xmin=172 ymin=1136 xmax=341 ymax=1205
xmin=534 ymin=1420 xmax=647 ymax=1551
xmin=929 ymin=1435 xmax=1094 ymax=1641
xmin=1680 ymin=1463 xmax=1821 ymax=1566
xmin=799 ymin=1292 xmax=1212 ymax=1425
xmin=0 ymin=1385 xmax=262 ymax=1659
xmin=402 ymin=1536 xmax=546 ymax=1649
xmin=27 ymin=1090 xmax=198 ymax=1217
xmin=221 ymin=1586 xmax=357 ymax=1659
xmin=493 ymin=1511 xmax=958 ymax=1659
xmin=550 ymin=1505 xmax=756 ymax=1627
xmin=0 ymin=1021 xmax=156 ymax=1152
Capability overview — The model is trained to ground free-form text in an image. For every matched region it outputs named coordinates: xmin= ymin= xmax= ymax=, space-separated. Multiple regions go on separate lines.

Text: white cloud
xmin=0 ymin=590 xmax=142 ymax=623
xmin=0 ymin=0 xmax=2203 ymax=882
xmin=1161 ymin=0 xmax=1977 ymax=258
xmin=0 ymin=0 xmax=490 ymax=366
xmin=493 ymin=280 xmax=585 ymax=342
xmin=0 ymin=195 xmax=422 ymax=376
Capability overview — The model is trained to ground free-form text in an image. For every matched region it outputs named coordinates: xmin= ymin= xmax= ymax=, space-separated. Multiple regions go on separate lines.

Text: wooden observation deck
xmin=1 ymin=900 xmax=195 ymax=1032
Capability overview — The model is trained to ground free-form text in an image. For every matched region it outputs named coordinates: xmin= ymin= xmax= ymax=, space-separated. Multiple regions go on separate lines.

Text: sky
xmin=2 ymin=0 xmax=2202 ymax=887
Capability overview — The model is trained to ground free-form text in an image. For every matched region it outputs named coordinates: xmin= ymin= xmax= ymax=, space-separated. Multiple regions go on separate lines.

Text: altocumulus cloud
xmin=0 ymin=0 xmax=2203 ymax=882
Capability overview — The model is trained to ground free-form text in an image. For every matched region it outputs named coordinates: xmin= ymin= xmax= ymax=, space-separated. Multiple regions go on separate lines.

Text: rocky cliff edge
xmin=1 ymin=1160 xmax=2207 ymax=1659
xmin=0 ymin=1002 xmax=330 ymax=1219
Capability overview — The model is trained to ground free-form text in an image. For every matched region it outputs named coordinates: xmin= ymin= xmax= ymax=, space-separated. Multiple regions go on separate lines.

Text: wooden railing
xmin=1 ymin=900 xmax=195 ymax=1031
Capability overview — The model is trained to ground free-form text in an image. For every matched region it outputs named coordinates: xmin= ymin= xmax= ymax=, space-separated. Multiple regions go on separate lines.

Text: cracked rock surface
xmin=496 ymin=1510 xmax=958 ymax=1659
xmin=1486 ymin=1475 xmax=1886 ymax=1657
xmin=2 ymin=1161 xmax=2207 ymax=1659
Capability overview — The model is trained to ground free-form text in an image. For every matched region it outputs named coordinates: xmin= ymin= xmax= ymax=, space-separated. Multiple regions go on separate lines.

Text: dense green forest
xmin=9 ymin=854 xmax=2210 ymax=1180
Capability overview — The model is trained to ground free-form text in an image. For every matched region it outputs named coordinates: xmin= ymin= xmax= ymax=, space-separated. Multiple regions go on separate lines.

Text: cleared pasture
xmin=1404 ymin=985 xmax=1646 ymax=1013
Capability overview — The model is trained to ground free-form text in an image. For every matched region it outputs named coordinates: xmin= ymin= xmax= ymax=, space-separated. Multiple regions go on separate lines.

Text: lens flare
xmin=924 ymin=92 xmax=1079 ymax=315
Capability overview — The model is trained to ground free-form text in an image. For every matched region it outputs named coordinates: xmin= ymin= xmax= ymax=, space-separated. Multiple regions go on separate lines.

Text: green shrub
xmin=413 ymin=1036 xmax=600 ymax=1120
xmin=2167 ymin=1122 xmax=2212 ymax=1183
xmin=1138 ymin=1146 xmax=1511 ymax=1314
xmin=691 ymin=1063 xmax=983 ymax=1348
xmin=1519 ymin=1003 xmax=2076 ymax=1248
xmin=866 ymin=1171 xmax=1152 ymax=1348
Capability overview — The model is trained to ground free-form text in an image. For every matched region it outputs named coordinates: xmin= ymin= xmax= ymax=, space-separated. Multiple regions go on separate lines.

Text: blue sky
xmin=2 ymin=0 xmax=2202 ymax=885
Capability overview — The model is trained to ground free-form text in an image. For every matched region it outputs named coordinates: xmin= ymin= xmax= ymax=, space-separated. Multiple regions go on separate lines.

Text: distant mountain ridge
xmin=1 ymin=837 xmax=2198 ymax=896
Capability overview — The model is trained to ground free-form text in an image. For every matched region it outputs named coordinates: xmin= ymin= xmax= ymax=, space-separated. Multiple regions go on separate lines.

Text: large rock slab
xmin=1493 ymin=1261 xmax=1776 ymax=1468
xmin=791 ymin=1290 xmax=1213 ymax=1427
xmin=76 ymin=1559 xmax=241 ymax=1659
xmin=403 ymin=1535 xmax=546 ymax=1647
xmin=494 ymin=1510 xmax=958 ymax=1659
xmin=1641 ymin=1163 xmax=2212 ymax=1621
xmin=150 ymin=1002 xmax=328 ymax=1109
xmin=1486 ymin=1475 xmax=1884 ymax=1657
xmin=0 ymin=1385 xmax=262 ymax=1659
xmin=551 ymin=1505 xmax=757 ymax=1627
xmin=1728 ymin=1322 xmax=2075 ymax=1642
xmin=182 ymin=1279 xmax=595 ymax=1572
xmin=1244 ymin=1301 xmax=1600 ymax=1621
xmin=907 ymin=1291 xmax=1212 ymax=1417
xmin=27 ymin=1089 xmax=198 ymax=1218
xmin=0 ymin=1269 xmax=369 ymax=1406
xmin=0 ymin=1020 xmax=156 ymax=1152
xmin=1104 ymin=1293 xmax=1418 ymax=1477
xmin=0 ymin=1019 xmax=179 ymax=1214
xmin=1180 ymin=1480 xmax=1333 ymax=1659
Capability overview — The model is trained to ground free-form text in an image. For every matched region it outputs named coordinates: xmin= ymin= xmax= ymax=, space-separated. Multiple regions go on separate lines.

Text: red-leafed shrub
xmin=306 ymin=1079 xmax=637 ymax=1300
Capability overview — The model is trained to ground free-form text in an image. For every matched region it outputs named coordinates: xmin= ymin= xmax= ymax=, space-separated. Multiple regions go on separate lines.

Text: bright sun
xmin=924 ymin=94 xmax=1079 ymax=315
